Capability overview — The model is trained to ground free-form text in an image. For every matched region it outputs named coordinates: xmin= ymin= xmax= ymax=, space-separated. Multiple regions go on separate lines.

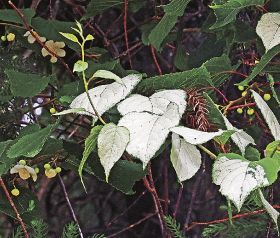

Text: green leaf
xmin=85 ymin=34 xmax=94 ymax=41
xmin=0 ymin=140 xmax=17 ymax=176
xmin=7 ymin=123 xmax=57 ymax=159
xmin=59 ymin=32 xmax=79 ymax=43
xmin=210 ymin=0 xmax=264 ymax=29
xmin=268 ymin=74 xmax=280 ymax=106
xmin=5 ymin=70 xmax=51 ymax=97
xmin=73 ymin=60 xmax=88 ymax=72
xmin=79 ymin=125 xmax=103 ymax=190
xmin=66 ymin=156 xmax=146 ymax=194
xmin=54 ymin=108 xmax=87 ymax=116
xmin=238 ymin=45 xmax=280 ymax=86
xmin=0 ymin=9 xmax=35 ymax=24
xmin=265 ymin=140 xmax=280 ymax=160
xmin=203 ymin=54 xmax=240 ymax=87
xmin=135 ymin=65 xmax=211 ymax=93
xmin=148 ymin=0 xmax=191 ymax=50
xmin=90 ymin=70 xmax=123 ymax=84
xmin=245 ymin=146 xmax=261 ymax=161
xmin=256 ymin=157 xmax=280 ymax=184
xmin=83 ymin=0 xmax=143 ymax=18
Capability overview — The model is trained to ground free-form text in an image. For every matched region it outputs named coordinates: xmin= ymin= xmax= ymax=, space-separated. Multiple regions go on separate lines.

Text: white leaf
xmin=118 ymin=103 xmax=180 ymax=168
xmin=171 ymin=133 xmax=201 ymax=182
xmin=252 ymin=90 xmax=280 ymax=140
xmin=150 ymin=90 xmax=187 ymax=116
xmin=117 ymin=89 xmax=187 ymax=116
xmin=170 ymin=127 xmax=225 ymax=145
xmin=53 ymin=108 xmax=87 ymax=116
xmin=213 ymin=156 xmax=269 ymax=211
xmin=91 ymin=70 xmax=123 ymax=84
xmin=258 ymin=189 xmax=279 ymax=234
xmin=70 ymin=74 xmax=141 ymax=121
xmin=117 ymin=94 xmax=153 ymax=115
xmin=222 ymin=115 xmax=255 ymax=154
xmin=256 ymin=13 xmax=280 ymax=52
xmin=97 ymin=123 xmax=129 ymax=181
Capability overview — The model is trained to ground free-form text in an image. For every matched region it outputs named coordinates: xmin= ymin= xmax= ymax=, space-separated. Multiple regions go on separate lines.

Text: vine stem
xmin=197 ymin=145 xmax=217 ymax=159
xmin=58 ymin=174 xmax=84 ymax=238
xmin=0 ymin=178 xmax=29 ymax=238
xmin=80 ymin=37 xmax=106 ymax=125
xmin=143 ymin=164 xmax=166 ymax=236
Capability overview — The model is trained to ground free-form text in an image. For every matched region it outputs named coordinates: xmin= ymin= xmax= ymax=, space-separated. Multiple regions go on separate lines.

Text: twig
xmin=8 ymin=1 xmax=74 ymax=78
xmin=0 ymin=178 xmax=29 ymax=238
xmin=186 ymin=205 xmax=280 ymax=231
xmin=173 ymin=185 xmax=183 ymax=218
xmin=150 ymin=46 xmax=163 ymax=75
xmin=107 ymin=213 xmax=156 ymax=238
xmin=123 ymin=0 xmax=132 ymax=68
xmin=58 ymin=174 xmax=84 ymax=238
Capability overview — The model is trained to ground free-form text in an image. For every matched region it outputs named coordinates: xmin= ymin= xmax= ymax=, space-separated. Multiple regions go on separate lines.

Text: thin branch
xmin=0 ymin=178 xmax=29 ymax=238
xmin=150 ymin=46 xmax=163 ymax=75
xmin=58 ymin=174 xmax=84 ymax=238
xmin=123 ymin=0 xmax=132 ymax=68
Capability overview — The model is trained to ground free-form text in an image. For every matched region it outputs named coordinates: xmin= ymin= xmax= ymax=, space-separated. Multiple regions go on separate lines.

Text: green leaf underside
xmin=135 ymin=66 xmax=211 ymax=93
xmin=210 ymin=0 xmax=265 ymax=29
xmin=238 ymin=44 xmax=280 ymax=86
xmin=79 ymin=125 xmax=103 ymax=190
xmin=7 ymin=123 xmax=57 ymax=158
xmin=5 ymin=69 xmax=51 ymax=97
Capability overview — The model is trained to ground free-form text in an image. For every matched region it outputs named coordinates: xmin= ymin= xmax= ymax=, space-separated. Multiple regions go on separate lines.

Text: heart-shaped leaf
xmin=98 ymin=123 xmax=130 ymax=181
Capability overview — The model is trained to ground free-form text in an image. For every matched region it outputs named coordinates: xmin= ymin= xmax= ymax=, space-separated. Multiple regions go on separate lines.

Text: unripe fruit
xmin=238 ymin=85 xmax=245 ymax=91
xmin=1 ymin=35 xmax=6 ymax=41
xmin=247 ymin=108 xmax=255 ymax=116
xmin=18 ymin=159 xmax=26 ymax=166
xmin=55 ymin=167 xmax=62 ymax=173
xmin=237 ymin=108 xmax=243 ymax=114
xmin=241 ymin=91 xmax=247 ymax=97
xmin=45 ymin=168 xmax=57 ymax=178
xmin=6 ymin=33 xmax=15 ymax=42
xmin=34 ymin=167 xmax=40 ymax=174
xmin=49 ymin=107 xmax=56 ymax=114
xmin=44 ymin=163 xmax=51 ymax=170
xmin=11 ymin=188 xmax=20 ymax=196
xmin=263 ymin=93 xmax=271 ymax=101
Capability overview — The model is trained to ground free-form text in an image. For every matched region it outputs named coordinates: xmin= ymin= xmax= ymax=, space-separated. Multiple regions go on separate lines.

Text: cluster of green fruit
xmin=236 ymin=86 xmax=271 ymax=115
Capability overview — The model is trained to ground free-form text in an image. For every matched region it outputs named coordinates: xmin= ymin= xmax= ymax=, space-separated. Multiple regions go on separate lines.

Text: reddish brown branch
xmin=0 ymin=178 xmax=29 ymax=238
xmin=123 ymin=0 xmax=132 ymax=68
xmin=186 ymin=205 xmax=280 ymax=231
xmin=150 ymin=46 xmax=163 ymax=75
xmin=8 ymin=1 xmax=74 ymax=78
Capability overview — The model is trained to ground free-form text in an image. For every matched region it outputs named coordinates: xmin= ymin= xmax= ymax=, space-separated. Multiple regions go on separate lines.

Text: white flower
xmin=10 ymin=164 xmax=37 ymax=182
xmin=41 ymin=40 xmax=66 ymax=63
xmin=24 ymin=30 xmax=46 ymax=44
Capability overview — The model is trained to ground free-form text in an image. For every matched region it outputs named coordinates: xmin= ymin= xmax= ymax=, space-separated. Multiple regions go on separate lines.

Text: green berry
xmin=1 ymin=35 xmax=6 ymax=41
xmin=238 ymin=85 xmax=245 ymax=91
xmin=241 ymin=91 xmax=247 ymax=97
xmin=49 ymin=107 xmax=56 ymax=114
xmin=263 ymin=93 xmax=271 ymax=101
xmin=247 ymin=108 xmax=255 ymax=116
xmin=34 ymin=167 xmax=40 ymax=174
xmin=18 ymin=159 xmax=26 ymax=166
xmin=237 ymin=108 xmax=243 ymax=114
xmin=44 ymin=163 xmax=51 ymax=170
xmin=55 ymin=167 xmax=62 ymax=173
xmin=11 ymin=188 xmax=20 ymax=196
